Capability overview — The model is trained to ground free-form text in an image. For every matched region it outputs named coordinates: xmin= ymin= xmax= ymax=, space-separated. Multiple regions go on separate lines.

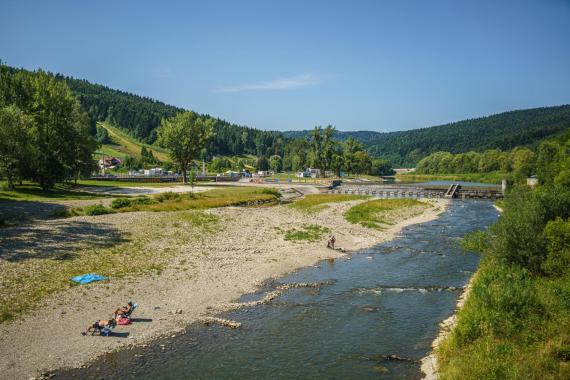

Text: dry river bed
xmin=0 ymin=198 xmax=448 ymax=379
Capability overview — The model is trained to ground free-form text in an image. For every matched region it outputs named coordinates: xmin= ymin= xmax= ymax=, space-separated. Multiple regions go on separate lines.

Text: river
xmin=55 ymin=200 xmax=499 ymax=379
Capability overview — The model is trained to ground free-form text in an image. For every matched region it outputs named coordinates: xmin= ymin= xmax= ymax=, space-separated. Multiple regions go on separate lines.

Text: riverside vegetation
xmin=345 ymin=199 xmax=428 ymax=230
xmin=70 ymin=187 xmax=280 ymax=216
xmin=436 ymin=131 xmax=570 ymax=379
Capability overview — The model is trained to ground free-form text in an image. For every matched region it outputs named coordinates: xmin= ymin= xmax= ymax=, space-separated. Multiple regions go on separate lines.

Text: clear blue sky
xmin=1 ymin=0 xmax=569 ymax=132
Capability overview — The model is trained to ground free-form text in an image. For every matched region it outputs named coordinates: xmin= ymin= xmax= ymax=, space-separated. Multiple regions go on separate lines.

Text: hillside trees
xmin=156 ymin=111 xmax=213 ymax=183
xmin=365 ymin=105 xmax=570 ymax=166
xmin=0 ymin=66 xmax=97 ymax=189
xmin=415 ymin=146 xmax=539 ymax=179
xmin=269 ymin=155 xmax=283 ymax=173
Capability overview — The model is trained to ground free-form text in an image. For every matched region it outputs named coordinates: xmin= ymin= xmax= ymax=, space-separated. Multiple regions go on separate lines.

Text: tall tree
xmin=309 ymin=126 xmax=324 ymax=169
xmin=0 ymin=105 xmax=34 ymax=189
xmin=156 ymin=111 xmax=214 ymax=183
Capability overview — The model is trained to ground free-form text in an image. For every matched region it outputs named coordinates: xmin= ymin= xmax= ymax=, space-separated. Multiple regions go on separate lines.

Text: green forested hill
xmin=286 ymin=106 xmax=570 ymax=166
xmin=5 ymin=65 xmax=567 ymax=167
xmin=365 ymin=105 xmax=570 ymax=166
xmin=61 ymin=75 xmax=286 ymax=158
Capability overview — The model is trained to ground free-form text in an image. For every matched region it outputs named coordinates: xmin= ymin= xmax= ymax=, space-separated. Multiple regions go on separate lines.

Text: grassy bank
xmin=396 ymin=171 xmax=510 ymax=184
xmin=0 ymin=182 xmax=113 ymax=202
xmin=71 ymin=187 xmax=280 ymax=215
xmin=0 ymin=210 xmax=220 ymax=323
xmin=345 ymin=198 xmax=427 ymax=229
xmin=290 ymin=194 xmax=368 ymax=213
xmin=437 ymin=258 xmax=570 ymax=379
xmin=76 ymin=179 xmax=188 ymax=188
xmin=437 ymin=179 xmax=570 ymax=379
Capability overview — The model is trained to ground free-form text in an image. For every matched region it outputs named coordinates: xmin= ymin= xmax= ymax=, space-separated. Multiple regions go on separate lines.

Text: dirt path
xmin=0 ymin=198 xmax=448 ymax=379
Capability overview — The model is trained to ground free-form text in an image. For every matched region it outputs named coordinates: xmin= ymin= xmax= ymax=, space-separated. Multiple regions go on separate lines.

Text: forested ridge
xmin=57 ymin=65 xmax=570 ymax=167
xmin=284 ymin=130 xmax=382 ymax=142
xmin=366 ymin=106 xmax=570 ymax=166
xmin=287 ymin=106 xmax=570 ymax=166
xmin=4 ymin=65 xmax=568 ymax=171
xmin=0 ymin=66 xmax=285 ymax=159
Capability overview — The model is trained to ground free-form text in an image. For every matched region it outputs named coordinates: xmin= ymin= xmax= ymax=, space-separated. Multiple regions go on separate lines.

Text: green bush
xmin=543 ymin=217 xmax=570 ymax=276
xmin=260 ymin=188 xmax=281 ymax=198
xmin=111 ymin=198 xmax=132 ymax=209
xmin=131 ymin=197 xmax=157 ymax=206
xmin=83 ymin=204 xmax=114 ymax=216
xmin=155 ymin=192 xmax=182 ymax=202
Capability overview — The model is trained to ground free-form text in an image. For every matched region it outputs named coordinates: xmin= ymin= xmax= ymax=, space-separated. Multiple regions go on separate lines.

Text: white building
xmin=143 ymin=167 xmax=163 ymax=176
xmin=307 ymin=168 xmax=321 ymax=178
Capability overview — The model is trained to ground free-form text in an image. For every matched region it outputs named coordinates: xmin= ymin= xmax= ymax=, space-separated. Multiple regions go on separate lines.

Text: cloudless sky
xmin=1 ymin=0 xmax=569 ymax=132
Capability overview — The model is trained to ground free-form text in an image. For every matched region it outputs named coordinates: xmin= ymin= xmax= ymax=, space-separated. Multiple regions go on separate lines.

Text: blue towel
xmin=71 ymin=273 xmax=108 ymax=284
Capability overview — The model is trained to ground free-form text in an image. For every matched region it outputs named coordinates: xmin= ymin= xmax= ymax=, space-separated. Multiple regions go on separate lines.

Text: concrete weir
xmin=328 ymin=183 xmax=503 ymax=200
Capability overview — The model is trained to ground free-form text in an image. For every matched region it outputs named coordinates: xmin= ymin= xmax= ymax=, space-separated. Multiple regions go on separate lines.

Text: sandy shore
xmin=0 ymin=198 xmax=448 ymax=379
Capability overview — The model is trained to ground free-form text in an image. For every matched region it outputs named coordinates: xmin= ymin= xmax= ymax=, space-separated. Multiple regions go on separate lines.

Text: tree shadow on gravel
xmin=0 ymin=219 xmax=128 ymax=262
xmin=0 ymin=200 xmax=68 ymax=223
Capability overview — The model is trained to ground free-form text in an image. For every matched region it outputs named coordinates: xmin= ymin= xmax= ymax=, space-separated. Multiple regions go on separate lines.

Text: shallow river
xmin=56 ymin=200 xmax=499 ymax=379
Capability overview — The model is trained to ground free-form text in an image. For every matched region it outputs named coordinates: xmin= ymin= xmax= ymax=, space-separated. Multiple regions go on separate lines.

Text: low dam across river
xmin=329 ymin=182 xmax=504 ymax=200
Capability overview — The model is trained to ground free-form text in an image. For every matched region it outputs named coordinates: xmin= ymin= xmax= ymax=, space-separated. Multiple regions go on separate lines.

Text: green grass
xmin=94 ymin=144 xmax=129 ymax=159
xmin=344 ymin=198 xmax=427 ymax=229
xmin=71 ymin=187 xmax=281 ymax=215
xmin=0 ymin=182 xmax=113 ymax=201
xmin=283 ymin=224 xmax=331 ymax=242
xmin=98 ymin=122 xmax=170 ymax=162
xmin=76 ymin=179 xmax=188 ymax=188
xmin=0 ymin=210 xmax=220 ymax=323
xmin=290 ymin=194 xmax=368 ymax=213
xmin=396 ymin=171 xmax=511 ymax=184
xmin=437 ymin=257 xmax=570 ymax=379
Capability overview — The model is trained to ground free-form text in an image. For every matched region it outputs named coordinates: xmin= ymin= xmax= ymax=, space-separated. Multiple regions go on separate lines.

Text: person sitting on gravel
xmin=327 ymin=235 xmax=336 ymax=249
xmin=82 ymin=319 xmax=115 ymax=336
xmin=113 ymin=301 xmax=136 ymax=318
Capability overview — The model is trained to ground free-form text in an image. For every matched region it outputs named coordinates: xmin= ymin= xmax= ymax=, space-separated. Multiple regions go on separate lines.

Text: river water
xmin=56 ymin=200 xmax=499 ymax=380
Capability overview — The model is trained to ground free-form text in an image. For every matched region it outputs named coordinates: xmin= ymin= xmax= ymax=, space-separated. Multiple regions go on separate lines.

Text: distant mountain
xmin=286 ymin=105 xmax=570 ymax=166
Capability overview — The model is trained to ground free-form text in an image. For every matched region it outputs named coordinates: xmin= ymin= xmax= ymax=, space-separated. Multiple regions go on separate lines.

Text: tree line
xmin=415 ymin=147 xmax=536 ymax=179
xmin=0 ymin=64 xmax=97 ymax=189
xmin=261 ymin=125 xmax=393 ymax=176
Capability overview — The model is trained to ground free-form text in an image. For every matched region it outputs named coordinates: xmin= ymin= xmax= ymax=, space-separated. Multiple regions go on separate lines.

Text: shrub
xmin=154 ymin=192 xmax=182 ymax=202
xmin=260 ymin=188 xmax=281 ymax=198
xmin=83 ymin=204 xmax=114 ymax=216
xmin=489 ymin=185 xmax=570 ymax=273
xmin=130 ymin=197 xmax=157 ymax=206
xmin=543 ymin=217 xmax=570 ymax=276
xmin=111 ymin=198 xmax=132 ymax=209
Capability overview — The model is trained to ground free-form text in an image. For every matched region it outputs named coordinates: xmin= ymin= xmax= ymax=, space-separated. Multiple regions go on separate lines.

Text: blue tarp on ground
xmin=71 ymin=273 xmax=108 ymax=284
